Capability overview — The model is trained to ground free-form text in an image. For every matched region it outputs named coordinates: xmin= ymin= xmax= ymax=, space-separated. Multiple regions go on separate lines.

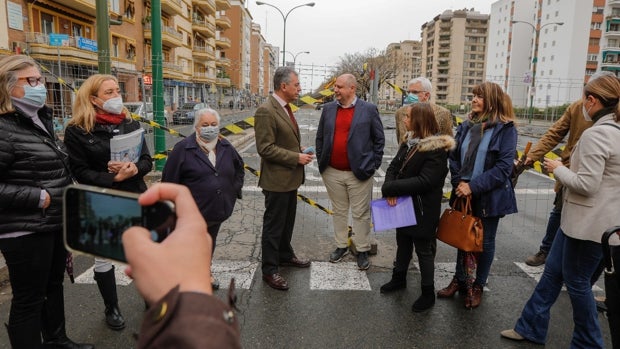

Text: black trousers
xmin=207 ymin=222 xmax=222 ymax=254
xmin=394 ymin=231 xmax=437 ymax=288
xmin=261 ymin=190 xmax=297 ymax=275
xmin=0 ymin=231 xmax=67 ymax=348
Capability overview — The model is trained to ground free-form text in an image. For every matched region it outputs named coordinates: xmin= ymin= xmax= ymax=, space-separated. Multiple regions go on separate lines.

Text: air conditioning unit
xmin=12 ymin=41 xmax=28 ymax=54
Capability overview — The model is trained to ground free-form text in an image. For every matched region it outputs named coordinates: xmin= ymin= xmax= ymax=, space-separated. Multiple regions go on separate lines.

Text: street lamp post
xmin=512 ymin=20 xmax=563 ymax=123
xmin=256 ymin=1 xmax=315 ymax=66
xmin=282 ymin=50 xmax=310 ymax=68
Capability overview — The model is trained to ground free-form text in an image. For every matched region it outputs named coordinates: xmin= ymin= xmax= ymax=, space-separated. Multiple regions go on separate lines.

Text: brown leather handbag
xmin=436 ymin=196 xmax=484 ymax=252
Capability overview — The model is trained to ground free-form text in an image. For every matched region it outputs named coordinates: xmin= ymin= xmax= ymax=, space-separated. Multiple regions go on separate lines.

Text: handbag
xmin=436 ymin=196 xmax=484 ymax=252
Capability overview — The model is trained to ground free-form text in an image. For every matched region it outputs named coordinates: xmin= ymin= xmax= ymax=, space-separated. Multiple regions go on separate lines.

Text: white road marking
xmin=310 ymin=262 xmax=371 ymax=290
xmin=74 ymin=261 xmax=132 ymax=286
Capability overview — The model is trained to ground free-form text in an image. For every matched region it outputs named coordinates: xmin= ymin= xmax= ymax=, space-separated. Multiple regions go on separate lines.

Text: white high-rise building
xmin=486 ymin=0 xmax=591 ymax=109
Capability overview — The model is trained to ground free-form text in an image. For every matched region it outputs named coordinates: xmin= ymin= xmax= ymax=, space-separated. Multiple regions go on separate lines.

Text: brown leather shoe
xmin=437 ymin=277 xmax=463 ymax=298
xmin=262 ymin=273 xmax=289 ymax=290
xmin=280 ymin=256 xmax=311 ymax=268
xmin=467 ymin=284 xmax=483 ymax=309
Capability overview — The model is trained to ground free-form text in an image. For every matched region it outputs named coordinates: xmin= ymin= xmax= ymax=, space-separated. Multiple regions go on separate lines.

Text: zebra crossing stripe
xmin=73 ymin=261 xmax=132 ymax=286
xmin=514 ymin=262 xmax=603 ymax=292
xmin=310 ymin=262 xmax=371 ymax=291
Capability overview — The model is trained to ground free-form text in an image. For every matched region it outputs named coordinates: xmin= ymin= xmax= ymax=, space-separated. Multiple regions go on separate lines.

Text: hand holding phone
xmin=63 ymin=184 xmax=176 ymax=262
xmin=123 ymin=183 xmax=213 ymax=303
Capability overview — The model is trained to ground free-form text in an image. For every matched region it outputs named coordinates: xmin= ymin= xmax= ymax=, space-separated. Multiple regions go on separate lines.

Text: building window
xmin=112 ymin=37 xmax=119 ymax=57
xmin=41 ymin=13 xmax=55 ymax=34
xmin=72 ymin=23 xmax=82 ymax=37
xmin=109 ymin=0 xmax=120 ymax=14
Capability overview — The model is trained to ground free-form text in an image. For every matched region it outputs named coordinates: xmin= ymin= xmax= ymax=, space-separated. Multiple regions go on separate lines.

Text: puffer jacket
xmin=382 ymin=135 xmax=454 ymax=239
xmin=0 ymin=107 xmax=73 ymax=234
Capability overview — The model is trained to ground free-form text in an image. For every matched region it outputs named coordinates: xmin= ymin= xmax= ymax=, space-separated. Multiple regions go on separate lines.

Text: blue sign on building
xmin=77 ymin=37 xmax=98 ymax=52
xmin=49 ymin=33 xmax=69 ymax=47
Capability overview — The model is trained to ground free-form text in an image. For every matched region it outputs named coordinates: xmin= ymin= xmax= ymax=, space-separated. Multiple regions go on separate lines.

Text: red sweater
xmin=329 ymin=106 xmax=355 ymax=170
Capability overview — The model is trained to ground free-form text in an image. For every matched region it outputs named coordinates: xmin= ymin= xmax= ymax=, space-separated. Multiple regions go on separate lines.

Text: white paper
xmin=110 ymin=128 xmax=144 ymax=163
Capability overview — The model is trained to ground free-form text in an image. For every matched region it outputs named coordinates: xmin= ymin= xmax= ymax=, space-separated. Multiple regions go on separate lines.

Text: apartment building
xmin=486 ymin=0 xmax=592 ymax=109
xmin=250 ymin=22 xmax=265 ymax=95
xmin=223 ymin=0 xmax=252 ymax=98
xmin=600 ymin=0 xmax=620 ymax=74
xmin=262 ymin=43 xmax=277 ymax=95
xmin=421 ymin=9 xmax=489 ymax=106
xmin=379 ymin=40 xmax=421 ymax=106
xmin=1 ymin=2 xmax=11 ymax=54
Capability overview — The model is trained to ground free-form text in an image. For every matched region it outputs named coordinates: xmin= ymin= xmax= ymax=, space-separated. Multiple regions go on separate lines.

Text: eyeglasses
xmin=19 ymin=76 xmax=45 ymax=87
xmin=408 ymin=90 xmax=428 ymax=95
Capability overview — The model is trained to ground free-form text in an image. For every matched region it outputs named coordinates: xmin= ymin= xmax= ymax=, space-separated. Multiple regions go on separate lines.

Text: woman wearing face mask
xmin=162 ymin=108 xmax=244 ymax=289
xmin=0 ymin=55 xmax=94 ymax=348
xmin=64 ymin=74 xmax=153 ymax=330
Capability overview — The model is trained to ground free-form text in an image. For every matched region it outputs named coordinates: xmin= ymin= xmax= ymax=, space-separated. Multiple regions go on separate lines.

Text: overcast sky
xmin=247 ymin=0 xmax=496 ymax=90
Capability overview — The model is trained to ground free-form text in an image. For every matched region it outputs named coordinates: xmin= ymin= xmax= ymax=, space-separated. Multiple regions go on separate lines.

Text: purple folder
xmin=370 ymin=196 xmax=417 ymax=232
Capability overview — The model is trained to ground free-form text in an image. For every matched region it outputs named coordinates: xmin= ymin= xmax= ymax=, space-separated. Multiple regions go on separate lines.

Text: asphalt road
xmin=0 ymin=108 xmax=613 ymax=348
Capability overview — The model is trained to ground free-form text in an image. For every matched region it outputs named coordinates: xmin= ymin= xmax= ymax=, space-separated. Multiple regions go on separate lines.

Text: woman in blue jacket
xmin=162 ymin=108 xmax=244 ymax=289
xmin=437 ymin=82 xmax=518 ymax=309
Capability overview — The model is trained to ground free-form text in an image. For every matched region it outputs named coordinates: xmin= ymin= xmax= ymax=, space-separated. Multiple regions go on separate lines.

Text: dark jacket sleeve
xmin=64 ymin=126 xmax=116 ymax=187
xmin=469 ymin=124 xmax=517 ymax=195
xmin=136 ymin=137 xmax=153 ymax=176
xmin=369 ymin=104 xmax=385 ymax=170
xmin=138 ymin=286 xmax=240 ymax=349
xmin=448 ymin=123 xmax=466 ymax=187
xmin=161 ymin=141 xmax=185 ymax=184
xmin=233 ymin=147 xmax=245 ymax=199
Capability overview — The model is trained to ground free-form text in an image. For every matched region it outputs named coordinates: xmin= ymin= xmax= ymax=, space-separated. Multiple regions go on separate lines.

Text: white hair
xmin=194 ymin=108 xmax=221 ymax=127
xmin=407 ymin=77 xmax=433 ymax=92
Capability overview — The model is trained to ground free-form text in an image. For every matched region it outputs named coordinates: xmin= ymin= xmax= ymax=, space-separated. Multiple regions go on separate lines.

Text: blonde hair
xmin=584 ymin=74 xmax=620 ymax=121
xmin=472 ymin=82 xmax=515 ymax=123
xmin=0 ymin=55 xmax=40 ymax=114
xmin=68 ymin=74 xmax=129 ymax=133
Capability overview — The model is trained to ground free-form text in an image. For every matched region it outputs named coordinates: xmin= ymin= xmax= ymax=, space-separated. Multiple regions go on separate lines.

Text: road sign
xmin=49 ymin=34 xmax=69 ymax=47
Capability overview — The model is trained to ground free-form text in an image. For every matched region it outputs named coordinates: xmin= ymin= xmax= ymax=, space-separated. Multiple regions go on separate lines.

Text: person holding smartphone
xmin=122 ymin=183 xmax=240 ymax=348
xmin=0 ymin=55 xmax=93 ymax=348
xmin=64 ymin=74 xmax=153 ymax=330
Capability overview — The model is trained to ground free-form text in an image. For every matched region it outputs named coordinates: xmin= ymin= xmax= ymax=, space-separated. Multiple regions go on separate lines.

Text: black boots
xmin=412 ymin=285 xmax=436 ymax=312
xmin=380 ymin=270 xmax=407 ymax=293
xmin=41 ymin=322 xmax=95 ymax=349
xmin=94 ymin=266 xmax=126 ymax=331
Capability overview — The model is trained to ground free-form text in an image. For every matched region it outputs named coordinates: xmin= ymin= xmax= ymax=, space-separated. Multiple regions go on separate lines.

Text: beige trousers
xmin=322 ymin=166 xmax=373 ymax=252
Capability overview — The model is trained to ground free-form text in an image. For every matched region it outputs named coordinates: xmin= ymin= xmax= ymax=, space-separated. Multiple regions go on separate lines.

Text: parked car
xmin=124 ymin=102 xmax=171 ymax=126
xmin=172 ymin=102 xmax=208 ymax=125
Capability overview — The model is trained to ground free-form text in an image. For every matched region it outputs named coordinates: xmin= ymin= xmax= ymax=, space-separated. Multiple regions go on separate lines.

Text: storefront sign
xmin=7 ymin=2 xmax=23 ymax=31
xmin=76 ymin=37 xmax=98 ymax=52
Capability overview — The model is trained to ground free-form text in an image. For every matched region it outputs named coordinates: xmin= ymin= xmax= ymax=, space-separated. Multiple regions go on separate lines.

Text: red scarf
xmin=96 ymin=112 xmax=126 ymax=125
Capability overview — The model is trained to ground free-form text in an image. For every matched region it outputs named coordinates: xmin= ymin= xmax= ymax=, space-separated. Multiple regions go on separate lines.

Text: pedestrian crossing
xmin=72 ymin=259 xmax=601 ymax=292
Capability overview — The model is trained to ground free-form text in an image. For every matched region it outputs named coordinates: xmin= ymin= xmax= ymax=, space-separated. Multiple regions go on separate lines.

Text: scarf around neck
xmin=96 ymin=112 xmax=126 ymax=125
xmin=461 ymin=114 xmax=494 ymax=177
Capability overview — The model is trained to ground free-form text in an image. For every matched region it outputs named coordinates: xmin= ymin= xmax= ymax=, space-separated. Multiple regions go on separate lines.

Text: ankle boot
xmin=94 ymin=267 xmax=126 ymax=330
xmin=437 ymin=277 xmax=465 ymax=298
xmin=42 ymin=322 xmax=94 ymax=349
xmin=466 ymin=283 xmax=483 ymax=309
xmin=412 ymin=285 xmax=436 ymax=312
xmin=380 ymin=270 xmax=407 ymax=293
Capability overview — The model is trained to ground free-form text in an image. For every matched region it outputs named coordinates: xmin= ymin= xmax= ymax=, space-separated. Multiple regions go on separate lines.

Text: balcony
xmin=216 ymin=56 xmax=231 ymax=67
xmin=215 ymin=36 xmax=231 ymax=49
xmin=216 ymin=77 xmax=231 ymax=86
xmin=193 ymin=0 xmax=216 ymax=14
xmin=161 ymin=0 xmax=183 ymax=16
xmin=215 ymin=0 xmax=231 ymax=10
xmin=194 ymin=71 xmax=216 ymax=83
xmin=144 ymin=24 xmax=183 ymax=48
xmin=25 ymin=32 xmax=97 ymax=63
xmin=215 ymin=15 xmax=231 ymax=29
xmin=53 ymin=0 xmax=96 ymax=16
xmin=193 ymin=45 xmax=215 ymax=61
xmin=144 ymin=60 xmax=184 ymax=79
xmin=609 ymin=0 xmax=620 ymax=7
xmin=192 ymin=18 xmax=216 ymax=37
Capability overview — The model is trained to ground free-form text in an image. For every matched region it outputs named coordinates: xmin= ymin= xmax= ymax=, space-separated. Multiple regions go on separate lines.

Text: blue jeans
xmin=514 ymin=230 xmax=604 ymax=348
xmin=455 ymin=216 xmax=500 ymax=286
xmin=539 ymin=202 xmax=562 ymax=253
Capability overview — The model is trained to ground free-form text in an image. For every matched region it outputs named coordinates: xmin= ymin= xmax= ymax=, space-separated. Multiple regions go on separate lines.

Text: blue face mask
xmin=404 ymin=93 xmax=419 ymax=105
xmin=21 ymin=84 xmax=47 ymax=107
xmin=199 ymin=125 xmax=219 ymax=141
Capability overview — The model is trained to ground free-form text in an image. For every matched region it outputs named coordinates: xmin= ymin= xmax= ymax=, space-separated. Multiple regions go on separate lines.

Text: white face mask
xmin=98 ymin=96 xmax=124 ymax=115
xmin=582 ymin=102 xmax=593 ymax=122
xmin=199 ymin=125 xmax=219 ymax=141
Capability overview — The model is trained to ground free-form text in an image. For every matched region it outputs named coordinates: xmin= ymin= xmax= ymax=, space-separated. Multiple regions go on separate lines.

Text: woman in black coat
xmin=64 ymin=74 xmax=152 ymax=331
xmin=0 ymin=55 xmax=93 ymax=348
xmin=380 ymin=102 xmax=454 ymax=312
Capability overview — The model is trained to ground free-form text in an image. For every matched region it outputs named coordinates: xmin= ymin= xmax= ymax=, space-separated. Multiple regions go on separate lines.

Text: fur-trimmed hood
xmin=416 ymin=134 xmax=455 ymax=152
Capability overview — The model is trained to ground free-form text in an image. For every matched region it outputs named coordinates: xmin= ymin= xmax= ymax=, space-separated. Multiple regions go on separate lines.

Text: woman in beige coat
xmin=501 ymin=74 xmax=620 ymax=348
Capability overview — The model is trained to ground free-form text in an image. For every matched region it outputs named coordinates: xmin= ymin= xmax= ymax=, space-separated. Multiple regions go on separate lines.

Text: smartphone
xmin=303 ymin=146 xmax=315 ymax=154
xmin=63 ymin=184 xmax=176 ymax=262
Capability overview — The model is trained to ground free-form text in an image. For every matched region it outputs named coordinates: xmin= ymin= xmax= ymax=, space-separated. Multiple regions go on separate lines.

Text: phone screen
xmin=64 ymin=185 xmax=175 ymax=262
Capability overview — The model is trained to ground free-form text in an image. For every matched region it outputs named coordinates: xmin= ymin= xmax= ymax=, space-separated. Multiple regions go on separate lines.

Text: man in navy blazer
xmin=315 ymin=73 xmax=384 ymax=270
